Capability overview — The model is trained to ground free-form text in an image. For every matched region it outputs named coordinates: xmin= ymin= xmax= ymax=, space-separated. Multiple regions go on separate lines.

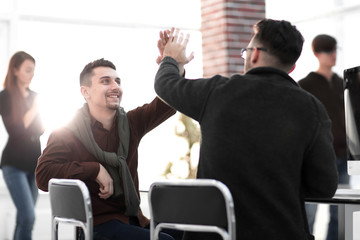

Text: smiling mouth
xmin=107 ymin=92 xmax=120 ymax=98
xmin=108 ymin=95 xmax=119 ymax=98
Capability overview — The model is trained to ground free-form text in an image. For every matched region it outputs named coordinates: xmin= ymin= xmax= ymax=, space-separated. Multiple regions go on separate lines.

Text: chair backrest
xmin=49 ymin=178 xmax=93 ymax=240
xmin=148 ymin=179 xmax=236 ymax=240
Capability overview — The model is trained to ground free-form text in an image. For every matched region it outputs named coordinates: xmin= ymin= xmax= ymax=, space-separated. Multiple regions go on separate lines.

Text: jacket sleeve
xmin=155 ymin=56 xmax=221 ymax=122
xmin=127 ymin=97 xmax=176 ymax=140
xmin=35 ymin=128 xmax=99 ymax=191
xmin=302 ymin=99 xmax=339 ymax=198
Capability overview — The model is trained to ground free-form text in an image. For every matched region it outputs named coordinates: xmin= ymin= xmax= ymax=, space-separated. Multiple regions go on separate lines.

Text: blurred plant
xmin=162 ymin=113 xmax=201 ymax=179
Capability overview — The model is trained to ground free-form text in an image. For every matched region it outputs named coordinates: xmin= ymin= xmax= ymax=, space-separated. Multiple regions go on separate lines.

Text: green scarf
xmin=67 ymin=103 xmax=139 ymax=216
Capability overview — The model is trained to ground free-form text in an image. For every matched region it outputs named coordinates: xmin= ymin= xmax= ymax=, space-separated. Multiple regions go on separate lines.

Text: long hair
xmin=3 ymin=51 xmax=35 ymax=121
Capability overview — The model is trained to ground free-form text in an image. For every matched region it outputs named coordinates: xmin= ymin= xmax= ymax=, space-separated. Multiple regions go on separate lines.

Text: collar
xmin=245 ymin=67 xmax=299 ymax=87
xmin=90 ymin=111 xmax=118 ymax=131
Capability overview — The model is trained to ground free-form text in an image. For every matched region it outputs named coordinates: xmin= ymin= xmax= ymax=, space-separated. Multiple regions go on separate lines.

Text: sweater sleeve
xmin=155 ymin=56 xmax=221 ymax=122
xmin=127 ymin=97 xmax=176 ymax=140
xmin=302 ymin=98 xmax=339 ymax=198
xmin=35 ymin=128 xmax=100 ymax=191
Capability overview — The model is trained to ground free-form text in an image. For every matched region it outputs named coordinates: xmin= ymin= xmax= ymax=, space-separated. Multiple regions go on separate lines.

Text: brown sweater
xmin=35 ymin=97 xmax=175 ymax=227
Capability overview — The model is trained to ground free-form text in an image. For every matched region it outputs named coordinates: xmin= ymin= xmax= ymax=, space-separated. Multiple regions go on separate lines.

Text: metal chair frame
xmin=49 ymin=178 xmax=93 ymax=240
xmin=148 ymin=179 xmax=236 ymax=240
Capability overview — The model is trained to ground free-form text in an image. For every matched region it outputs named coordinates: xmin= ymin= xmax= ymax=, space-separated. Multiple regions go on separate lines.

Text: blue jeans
xmin=84 ymin=218 xmax=178 ymax=240
xmin=2 ymin=165 xmax=38 ymax=240
xmin=305 ymin=157 xmax=350 ymax=240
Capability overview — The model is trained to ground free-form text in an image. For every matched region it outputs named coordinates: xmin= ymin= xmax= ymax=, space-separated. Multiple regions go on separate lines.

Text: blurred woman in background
xmin=0 ymin=51 xmax=44 ymax=240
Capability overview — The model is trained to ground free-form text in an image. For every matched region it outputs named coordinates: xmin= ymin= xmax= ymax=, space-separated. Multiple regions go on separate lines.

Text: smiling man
xmin=35 ymin=58 xmax=176 ymax=240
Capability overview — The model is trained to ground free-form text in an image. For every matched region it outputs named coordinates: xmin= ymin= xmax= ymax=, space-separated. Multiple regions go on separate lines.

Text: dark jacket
xmin=298 ymin=72 xmax=346 ymax=158
xmin=155 ymin=57 xmax=339 ymax=240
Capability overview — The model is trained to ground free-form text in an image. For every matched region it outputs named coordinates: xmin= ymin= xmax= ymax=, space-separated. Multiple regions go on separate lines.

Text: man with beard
xmin=36 ymin=58 xmax=176 ymax=240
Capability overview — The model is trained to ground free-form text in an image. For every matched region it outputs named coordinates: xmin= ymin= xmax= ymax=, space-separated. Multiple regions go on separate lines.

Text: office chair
xmin=49 ymin=178 xmax=93 ymax=240
xmin=148 ymin=179 xmax=236 ymax=240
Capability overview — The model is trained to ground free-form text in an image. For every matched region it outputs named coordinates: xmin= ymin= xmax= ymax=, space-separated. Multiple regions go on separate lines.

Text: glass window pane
xmin=0 ymin=0 xmax=13 ymax=14
xmin=18 ymin=0 xmax=201 ymax=29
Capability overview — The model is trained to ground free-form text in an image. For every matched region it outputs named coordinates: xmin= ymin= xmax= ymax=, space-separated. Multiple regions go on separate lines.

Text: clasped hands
xmin=156 ymin=28 xmax=195 ymax=69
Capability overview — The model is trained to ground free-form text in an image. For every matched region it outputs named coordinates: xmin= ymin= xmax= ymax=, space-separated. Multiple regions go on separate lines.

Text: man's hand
xmin=156 ymin=30 xmax=170 ymax=65
xmin=96 ymin=164 xmax=114 ymax=199
xmin=163 ymin=28 xmax=194 ymax=68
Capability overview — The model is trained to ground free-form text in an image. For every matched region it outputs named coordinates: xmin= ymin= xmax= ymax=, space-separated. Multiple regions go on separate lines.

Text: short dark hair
xmin=312 ymin=34 xmax=337 ymax=53
xmin=253 ymin=19 xmax=304 ymax=67
xmin=79 ymin=58 xmax=116 ymax=86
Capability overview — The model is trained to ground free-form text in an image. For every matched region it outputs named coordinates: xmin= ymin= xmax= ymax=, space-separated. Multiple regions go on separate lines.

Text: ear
xmin=288 ymin=64 xmax=296 ymax=74
xmin=250 ymin=47 xmax=261 ymax=64
xmin=80 ymin=86 xmax=90 ymax=99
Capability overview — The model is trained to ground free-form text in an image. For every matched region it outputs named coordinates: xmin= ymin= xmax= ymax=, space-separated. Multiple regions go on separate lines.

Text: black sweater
xmin=155 ymin=57 xmax=338 ymax=240
xmin=0 ymin=89 xmax=43 ymax=173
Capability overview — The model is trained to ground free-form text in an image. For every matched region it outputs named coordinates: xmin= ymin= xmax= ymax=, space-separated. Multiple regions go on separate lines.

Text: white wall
xmin=0 ymin=0 xmax=203 ymax=191
xmin=0 ymin=1 xmax=202 ymax=239
xmin=266 ymin=0 xmax=360 ymax=82
xmin=3 ymin=0 xmax=360 ymax=239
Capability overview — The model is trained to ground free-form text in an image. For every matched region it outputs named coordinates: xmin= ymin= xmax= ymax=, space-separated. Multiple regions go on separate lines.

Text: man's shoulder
xmin=301 ymin=91 xmax=331 ymax=122
xmin=49 ymin=126 xmax=78 ymax=142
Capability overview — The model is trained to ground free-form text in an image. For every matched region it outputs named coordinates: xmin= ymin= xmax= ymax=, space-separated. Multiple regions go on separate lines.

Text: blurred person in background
xmin=0 ymin=51 xmax=45 ymax=240
xmin=299 ymin=34 xmax=348 ymax=240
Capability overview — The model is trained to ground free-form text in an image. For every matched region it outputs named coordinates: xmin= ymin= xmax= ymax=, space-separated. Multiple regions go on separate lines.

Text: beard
xmin=106 ymin=102 xmax=120 ymax=110
xmin=106 ymin=97 xmax=121 ymax=110
xmin=105 ymin=90 xmax=122 ymax=110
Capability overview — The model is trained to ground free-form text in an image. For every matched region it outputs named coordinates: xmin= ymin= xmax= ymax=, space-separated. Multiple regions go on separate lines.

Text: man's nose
xmin=110 ymin=80 xmax=120 ymax=88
